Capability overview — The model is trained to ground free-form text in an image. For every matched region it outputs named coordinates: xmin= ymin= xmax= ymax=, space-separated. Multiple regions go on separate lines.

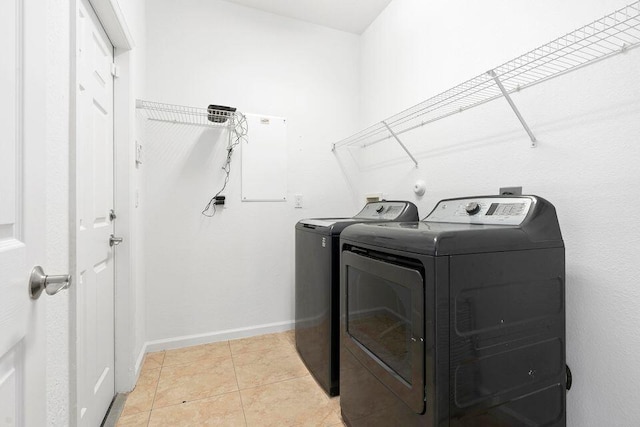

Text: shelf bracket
xmin=381 ymin=121 xmax=419 ymax=167
xmin=488 ymin=70 xmax=537 ymax=148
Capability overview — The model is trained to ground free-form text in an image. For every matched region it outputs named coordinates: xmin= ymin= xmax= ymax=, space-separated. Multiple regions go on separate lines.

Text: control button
xmin=376 ymin=205 xmax=385 ymax=213
xmin=465 ymin=201 xmax=480 ymax=215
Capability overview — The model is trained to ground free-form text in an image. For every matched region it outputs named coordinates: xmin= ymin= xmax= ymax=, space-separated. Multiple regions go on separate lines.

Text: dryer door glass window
xmin=347 ymin=271 xmax=412 ymax=383
xmin=342 ymin=251 xmax=425 ymax=414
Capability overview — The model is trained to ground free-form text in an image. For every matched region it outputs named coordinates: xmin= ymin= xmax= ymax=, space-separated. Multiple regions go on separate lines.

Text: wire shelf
xmin=333 ymin=1 xmax=640 ymax=152
xmin=136 ymin=99 xmax=237 ymax=128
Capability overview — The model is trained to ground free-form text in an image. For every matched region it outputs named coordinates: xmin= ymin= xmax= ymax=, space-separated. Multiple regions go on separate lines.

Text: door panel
xmin=0 ymin=0 xmax=27 ymax=424
xmin=0 ymin=0 xmax=26 ymax=353
xmin=0 ymin=0 xmax=18 ymax=240
xmin=0 ymin=0 xmax=47 ymax=425
xmin=0 ymin=348 xmax=20 ymax=425
xmin=76 ymin=0 xmax=115 ymax=424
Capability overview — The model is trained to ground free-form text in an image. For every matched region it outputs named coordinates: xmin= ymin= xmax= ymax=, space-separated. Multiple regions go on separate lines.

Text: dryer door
xmin=342 ymin=251 xmax=425 ymax=414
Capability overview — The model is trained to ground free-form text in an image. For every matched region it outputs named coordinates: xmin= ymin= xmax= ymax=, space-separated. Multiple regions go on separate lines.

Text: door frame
xmin=69 ymin=0 xmax=138 ymax=423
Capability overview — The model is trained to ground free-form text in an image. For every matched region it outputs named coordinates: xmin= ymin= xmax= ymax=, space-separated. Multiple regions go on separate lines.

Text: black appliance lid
xmin=297 ymin=200 xmax=419 ymax=235
xmin=340 ymin=195 xmax=563 ymax=255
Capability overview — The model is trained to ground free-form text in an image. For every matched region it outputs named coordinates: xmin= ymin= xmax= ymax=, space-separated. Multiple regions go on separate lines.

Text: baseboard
xmin=134 ymin=342 xmax=147 ymax=376
xmin=115 ymin=342 xmax=147 ymax=394
xmin=143 ymin=320 xmax=295 ymax=353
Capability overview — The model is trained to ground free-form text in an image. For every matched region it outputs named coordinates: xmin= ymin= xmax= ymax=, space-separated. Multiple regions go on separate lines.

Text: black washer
xmin=295 ymin=201 xmax=419 ymax=396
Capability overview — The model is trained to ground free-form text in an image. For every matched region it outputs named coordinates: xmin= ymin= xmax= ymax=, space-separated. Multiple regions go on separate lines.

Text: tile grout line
xmin=229 ymin=340 xmax=249 ymax=427
xmin=130 ymin=332 xmax=298 ymax=424
xmin=152 ymin=342 xmax=239 ymax=373
xmin=117 ymin=368 xmax=162 ymax=419
xmin=238 ymin=372 xmax=312 ymax=392
xmin=146 ymin=351 xmax=165 ymax=426
xmin=150 ymin=345 xmax=240 ymax=410
xmin=140 ymin=371 xmax=310 ymax=412
xmin=230 ymin=333 xmax=309 ymax=393
xmin=140 ymin=389 xmax=241 ymax=411
xmin=119 ymin=352 xmax=162 ymax=425
xmin=156 ymin=355 xmax=233 ymax=370
xmin=229 ymin=343 xmax=294 ymax=358
xmin=228 ymin=332 xmax=295 ymax=357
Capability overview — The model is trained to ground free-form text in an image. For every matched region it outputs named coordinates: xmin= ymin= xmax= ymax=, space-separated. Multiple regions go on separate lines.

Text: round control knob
xmin=376 ymin=205 xmax=385 ymax=213
xmin=465 ymin=202 xmax=480 ymax=215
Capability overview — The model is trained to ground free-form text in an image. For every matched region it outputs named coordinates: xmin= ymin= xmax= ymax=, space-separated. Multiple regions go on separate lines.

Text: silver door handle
xmin=29 ymin=266 xmax=72 ymax=299
xmin=110 ymin=234 xmax=124 ymax=246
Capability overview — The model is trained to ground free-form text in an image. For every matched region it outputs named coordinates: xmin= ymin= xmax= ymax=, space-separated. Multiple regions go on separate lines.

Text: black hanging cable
xmin=201 ymin=111 xmax=248 ymax=217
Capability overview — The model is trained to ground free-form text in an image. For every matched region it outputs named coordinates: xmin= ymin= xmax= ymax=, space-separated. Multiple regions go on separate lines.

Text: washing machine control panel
xmin=355 ymin=202 xmax=412 ymax=220
xmin=426 ymin=197 xmax=533 ymax=225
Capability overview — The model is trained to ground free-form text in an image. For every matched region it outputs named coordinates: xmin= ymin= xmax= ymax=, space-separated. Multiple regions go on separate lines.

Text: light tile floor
xmin=117 ymin=331 xmax=345 ymax=427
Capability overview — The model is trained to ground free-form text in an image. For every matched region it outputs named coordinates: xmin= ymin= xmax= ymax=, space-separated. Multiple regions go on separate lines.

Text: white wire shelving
xmin=332 ymin=1 xmax=640 ymax=166
xmin=136 ymin=99 xmax=237 ymax=128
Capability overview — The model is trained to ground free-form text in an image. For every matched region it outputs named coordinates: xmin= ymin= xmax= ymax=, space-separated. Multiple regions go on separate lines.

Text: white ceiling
xmin=221 ymin=0 xmax=392 ymax=34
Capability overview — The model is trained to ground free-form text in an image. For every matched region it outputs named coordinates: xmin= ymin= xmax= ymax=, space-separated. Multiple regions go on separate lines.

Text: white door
xmin=0 ymin=0 xmax=48 ymax=426
xmin=75 ymin=0 xmax=116 ymax=424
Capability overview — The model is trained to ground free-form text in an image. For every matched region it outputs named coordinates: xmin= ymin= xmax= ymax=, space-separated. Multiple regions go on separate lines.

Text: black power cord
xmin=201 ymin=111 xmax=248 ymax=217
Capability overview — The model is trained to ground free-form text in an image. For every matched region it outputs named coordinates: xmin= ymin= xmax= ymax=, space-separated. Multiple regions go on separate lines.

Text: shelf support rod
xmin=381 ymin=121 xmax=419 ymax=167
xmin=488 ymin=70 xmax=537 ymax=148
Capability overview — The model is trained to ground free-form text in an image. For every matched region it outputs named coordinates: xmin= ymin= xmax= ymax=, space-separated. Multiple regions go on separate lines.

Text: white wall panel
xmin=143 ymin=0 xmax=360 ymax=342
xmin=241 ymin=114 xmax=287 ymax=202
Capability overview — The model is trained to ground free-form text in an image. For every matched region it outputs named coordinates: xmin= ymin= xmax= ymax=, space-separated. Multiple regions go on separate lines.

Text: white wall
xmin=341 ymin=1 xmax=639 ymax=426
xmin=143 ymin=0 xmax=360 ymax=347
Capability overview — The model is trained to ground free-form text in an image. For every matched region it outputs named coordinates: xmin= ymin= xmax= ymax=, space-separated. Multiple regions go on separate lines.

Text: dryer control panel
xmin=354 ymin=201 xmax=416 ymax=220
xmin=299 ymin=201 xmax=419 ymax=228
xmin=426 ymin=196 xmax=533 ymax=225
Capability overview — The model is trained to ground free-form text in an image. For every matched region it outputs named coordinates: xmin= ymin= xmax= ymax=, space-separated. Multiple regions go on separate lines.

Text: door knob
xmin=29 ymin=266 xmax=72 ymax=299
xmin=110 ymin=234 xmax=124 ymax=247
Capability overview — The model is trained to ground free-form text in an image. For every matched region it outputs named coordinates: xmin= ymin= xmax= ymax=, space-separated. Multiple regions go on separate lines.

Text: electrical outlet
xmin=294 ymin=194 xmax=303 ymax=208
xmin=499 ymin=186 xmax=523 ymax=196
xmin=366 ymin=193 xmax=383 ymax=203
